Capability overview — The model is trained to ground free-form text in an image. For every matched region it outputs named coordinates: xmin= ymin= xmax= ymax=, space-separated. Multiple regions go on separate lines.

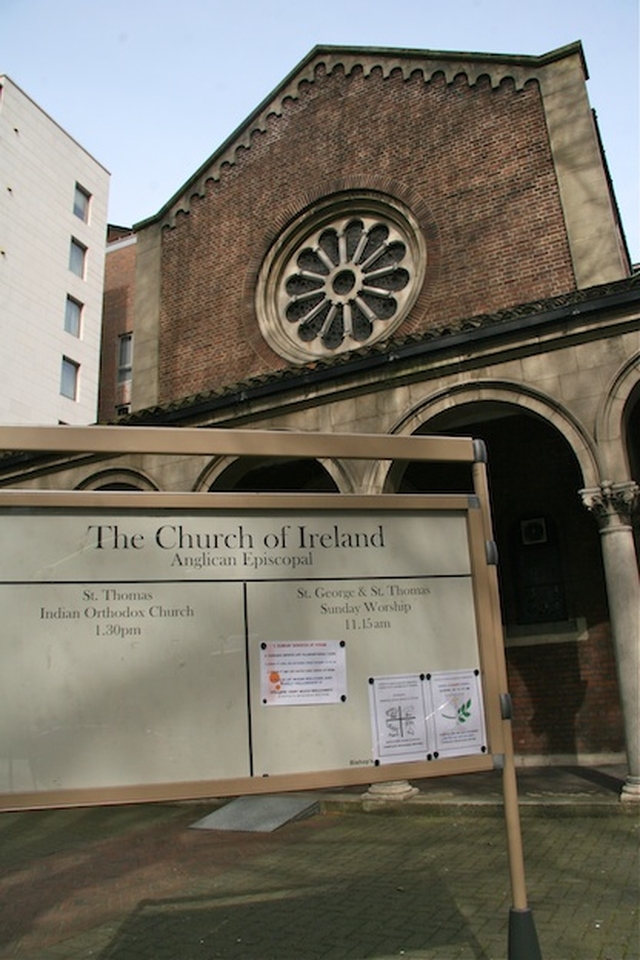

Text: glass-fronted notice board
xmin=0 ymin=498 xmax=504 ymax=808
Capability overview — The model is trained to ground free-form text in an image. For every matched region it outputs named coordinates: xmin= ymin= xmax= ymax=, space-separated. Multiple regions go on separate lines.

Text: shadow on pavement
xmin=563 ymin=765 xmax=625 ymax=793
xmin=97 ymin=875 xmax=491 ymax=960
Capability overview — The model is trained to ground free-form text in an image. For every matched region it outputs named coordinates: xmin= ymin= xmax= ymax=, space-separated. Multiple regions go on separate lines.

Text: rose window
xmin=257 ymin=194 xmax=426 ymax=363
xmin=283 ymin=218 xmax=412 ymax=351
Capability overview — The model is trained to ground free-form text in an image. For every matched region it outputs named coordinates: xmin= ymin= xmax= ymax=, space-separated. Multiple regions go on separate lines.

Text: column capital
xmin=580 ymin=480 xmax=639 ymax=529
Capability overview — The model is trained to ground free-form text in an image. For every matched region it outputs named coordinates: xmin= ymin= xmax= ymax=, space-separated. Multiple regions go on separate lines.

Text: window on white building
xmin=73 ymin=183 xmax=91 ymax=222
xmin=64 ymin=296 xmax=83 ymax=337
xmin=118 ymin=332 xmax=133 ymax=383
xmin=69 ymin=238 xmax=87 ymax=277
xmin=60 ymin=357 xmax=79 ymax=400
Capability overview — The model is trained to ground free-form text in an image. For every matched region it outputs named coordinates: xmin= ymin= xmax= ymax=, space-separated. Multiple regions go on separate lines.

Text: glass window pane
xmin=69 ymin=239 xmax=86 ymax=277
xmin=64 ymin=296 xmax=82 ymax=336
xmin=73 ymin=184 xmax=90 ymax=221
xmin=60 ymin=357 xmax=79 ymax=399
xmin=118 ymin=333 xmax=133 ymax=383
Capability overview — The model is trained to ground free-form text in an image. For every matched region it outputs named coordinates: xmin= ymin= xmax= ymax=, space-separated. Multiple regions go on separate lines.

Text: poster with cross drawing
xmin=369 ymin=669 xmax=487 ymax=764
xmin=368 ymin=674 xmax=430 ymax=763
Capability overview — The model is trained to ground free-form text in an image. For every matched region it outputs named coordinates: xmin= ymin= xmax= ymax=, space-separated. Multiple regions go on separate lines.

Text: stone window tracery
xmin=284 ymin=218 xmax=412 ymax=351
xmin=256 ymin=193 xmax=426 ymax=363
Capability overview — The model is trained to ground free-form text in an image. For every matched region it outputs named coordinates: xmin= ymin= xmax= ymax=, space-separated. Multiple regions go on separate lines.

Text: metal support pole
xmin=473 ymin=453 xmax=542 ymax=960
xmin=501 ymin=699 xmax=542 ymax=960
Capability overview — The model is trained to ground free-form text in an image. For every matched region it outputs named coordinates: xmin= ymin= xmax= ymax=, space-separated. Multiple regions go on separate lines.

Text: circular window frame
xmin=256 ymin=192 xmax=427 ymax=364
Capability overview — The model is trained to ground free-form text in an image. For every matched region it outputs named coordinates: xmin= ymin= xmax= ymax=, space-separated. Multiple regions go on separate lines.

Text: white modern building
xmin=0 ymin=76 xmax=109 ymax=424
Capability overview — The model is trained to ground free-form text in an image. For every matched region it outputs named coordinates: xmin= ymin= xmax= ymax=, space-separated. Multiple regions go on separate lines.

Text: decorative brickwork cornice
xmin=134 ymin=42 xmax=585 ymax=232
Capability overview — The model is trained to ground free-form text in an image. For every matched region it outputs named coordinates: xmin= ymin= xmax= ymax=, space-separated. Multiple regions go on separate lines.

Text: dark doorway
xmin=209 ymin=458 xmax=339 ymax=492
xmin=392 ymin=404 xmax=620 ymax=758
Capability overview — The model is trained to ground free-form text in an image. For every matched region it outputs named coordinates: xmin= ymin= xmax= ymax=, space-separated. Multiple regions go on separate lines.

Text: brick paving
xmin=0 ymin=770 xmax=637 ymax=960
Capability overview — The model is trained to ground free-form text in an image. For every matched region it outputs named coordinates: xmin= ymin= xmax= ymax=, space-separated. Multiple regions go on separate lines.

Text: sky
xmin=1 ymin=0 xmax=638 ymax=262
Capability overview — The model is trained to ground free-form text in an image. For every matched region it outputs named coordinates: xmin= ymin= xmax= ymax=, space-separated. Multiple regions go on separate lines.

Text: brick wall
xmin=507 ymin=626 xmax=624 ymax=757
xmin=99 ymin=237 xmax=136 ymax=421
xmin=156 ymin=65 xmax=575 ymax=405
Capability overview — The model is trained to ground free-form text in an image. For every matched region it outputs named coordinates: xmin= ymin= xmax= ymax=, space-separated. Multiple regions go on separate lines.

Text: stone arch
xmin=195 ymin=455 xmax=347 ymax=492
xmin=364 ymin=379 xmax=620 ymax=761
xmin=75 ymin=468 xmax=159 ymax=491
xmin=372 ymin=379 xmax=602 ymax=491
xmin=595 ymin=350 xmax=640 ymax=479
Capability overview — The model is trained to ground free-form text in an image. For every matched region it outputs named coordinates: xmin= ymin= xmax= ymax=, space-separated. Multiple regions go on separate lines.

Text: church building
xmin=5 ymin=43 xmax=640 ymax=796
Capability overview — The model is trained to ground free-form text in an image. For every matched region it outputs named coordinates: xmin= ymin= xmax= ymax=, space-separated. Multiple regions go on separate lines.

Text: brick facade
xmin=100 ymin=230 xmax=136 ymax=421
xmin=156 ymin=66 xmax=574 ymax=405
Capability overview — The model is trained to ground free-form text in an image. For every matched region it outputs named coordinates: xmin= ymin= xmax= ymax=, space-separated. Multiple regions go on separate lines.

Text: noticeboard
xmin=0 ymin=427 xmax=507 ymax=810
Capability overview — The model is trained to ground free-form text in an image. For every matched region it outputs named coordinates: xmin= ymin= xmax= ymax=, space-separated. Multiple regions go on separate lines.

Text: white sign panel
xmin=0 ymin=510 xmax=472 ymax=582
xmin=260 ymin=641 xmax=347 ymax=705
xmin=0 ymin=580 xmax=249 ymax=791
xmin=0 ymin=505 xmax=491 ymax=802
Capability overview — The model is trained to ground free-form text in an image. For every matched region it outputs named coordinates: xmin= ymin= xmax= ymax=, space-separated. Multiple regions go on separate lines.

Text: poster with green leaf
xmin=429 ymin=669 xmax=487 ymax=757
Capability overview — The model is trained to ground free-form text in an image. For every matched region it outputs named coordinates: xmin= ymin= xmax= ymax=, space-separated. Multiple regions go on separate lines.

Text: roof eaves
xmin=118 ymin=273 xmax=639 ymax=427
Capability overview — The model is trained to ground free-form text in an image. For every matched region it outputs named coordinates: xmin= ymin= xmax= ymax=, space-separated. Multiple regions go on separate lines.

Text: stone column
xmin=581 ymin=481 xmax=640 ymax=801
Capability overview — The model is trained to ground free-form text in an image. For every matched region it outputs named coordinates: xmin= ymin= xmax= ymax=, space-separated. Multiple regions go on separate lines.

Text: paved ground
xmin=0 ymin=766 xmax=637 ymax=960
